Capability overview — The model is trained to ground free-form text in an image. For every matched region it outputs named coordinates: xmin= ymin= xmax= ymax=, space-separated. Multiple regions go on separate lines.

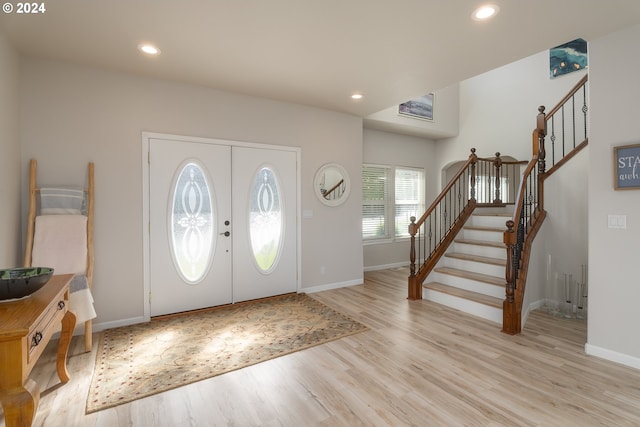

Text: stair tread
xmin=454 ymin=238 xmax=505 ymax=248
xmin=423 ymin=282 xmax=503 ymax=309
xmin=434 ymin=266 xmax=504 ymax=286
xmin=464 ymin=225 xmax=505 ymax=232
xmin=445 ymin=252 xmax=506 ymax=266
xmin=473 ymin=212 xmax=512 ymax=217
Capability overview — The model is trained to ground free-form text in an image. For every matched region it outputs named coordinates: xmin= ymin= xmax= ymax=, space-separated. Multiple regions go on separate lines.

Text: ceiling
xmin=2 ymin=1 xmax=640 ymax=120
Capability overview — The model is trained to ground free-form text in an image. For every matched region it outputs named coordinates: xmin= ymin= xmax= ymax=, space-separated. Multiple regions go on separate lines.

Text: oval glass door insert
xmin=249 ymin=166 xmax=283 ymax=273
xmin=170 ymin=162 xmax=215 ymax=284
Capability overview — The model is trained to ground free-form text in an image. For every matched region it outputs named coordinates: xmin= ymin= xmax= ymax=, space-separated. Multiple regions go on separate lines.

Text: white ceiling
xmin=2 ymin=0 xmax=640 ymax=119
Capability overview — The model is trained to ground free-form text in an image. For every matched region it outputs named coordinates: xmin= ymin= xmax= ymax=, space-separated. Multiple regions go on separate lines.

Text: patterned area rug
xmin=86 ymin=293 xmax=367 ymax=413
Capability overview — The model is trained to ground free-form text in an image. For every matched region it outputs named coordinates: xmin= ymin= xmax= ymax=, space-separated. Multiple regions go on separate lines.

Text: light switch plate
xmin=608 ymin=214 xmax=627 ymax=229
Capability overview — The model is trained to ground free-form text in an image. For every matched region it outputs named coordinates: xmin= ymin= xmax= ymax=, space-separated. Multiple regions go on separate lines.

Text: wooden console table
xmin=0 ymin=274 xmax=77 ymax=427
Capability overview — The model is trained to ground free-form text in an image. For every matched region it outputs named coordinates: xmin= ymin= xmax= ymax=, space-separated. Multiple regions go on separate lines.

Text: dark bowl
xmin=0 ymin=267 xmax=54 ymax=301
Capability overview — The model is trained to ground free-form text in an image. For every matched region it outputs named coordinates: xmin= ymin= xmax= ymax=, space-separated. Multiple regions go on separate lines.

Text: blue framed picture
xmin=550 ymin=38 xmax=588 ymax=79
xmin=614 ymin=143 xmax=640 ymax=190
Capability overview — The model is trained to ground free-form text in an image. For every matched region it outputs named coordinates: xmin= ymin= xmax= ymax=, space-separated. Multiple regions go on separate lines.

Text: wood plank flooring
xmin=3 ymin=267 xmax=640 ymax=426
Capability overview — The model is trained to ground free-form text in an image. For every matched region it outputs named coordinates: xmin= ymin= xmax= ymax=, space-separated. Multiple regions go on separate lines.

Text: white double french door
xmin=148 ymin=137 xmax=298 ymax=317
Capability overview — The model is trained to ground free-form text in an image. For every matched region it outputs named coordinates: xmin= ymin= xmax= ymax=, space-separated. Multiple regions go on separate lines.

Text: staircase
xmin=408 ymin=74 xmax=589 ymax=334
xmin=423 ymin=207 xmax=510 ymax=323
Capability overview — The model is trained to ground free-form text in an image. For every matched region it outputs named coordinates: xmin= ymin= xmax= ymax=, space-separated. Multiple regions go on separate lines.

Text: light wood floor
xmin=3 ymin=268 xmax=640 ymax=426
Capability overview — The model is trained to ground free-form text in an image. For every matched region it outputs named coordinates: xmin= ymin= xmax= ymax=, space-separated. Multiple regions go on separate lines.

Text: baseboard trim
xmin=303 ymin=278 xmax=363 ymax=294
xmin=92 ymin=316 xmax=147 ymax=333
xmin=522 ymin=298 xmax=545 ymax=327
xmin=585 ymin=343 xmax=640 ymax=370
xmin=363 ymin=261 xmax=409 ymax=272
xmin=51 ymin=316 xmax=146 ymax=341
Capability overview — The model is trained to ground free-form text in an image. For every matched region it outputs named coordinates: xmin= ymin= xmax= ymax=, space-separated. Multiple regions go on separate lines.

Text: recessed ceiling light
xmin=138 ymin=43 xmax=161 ymax=56
xmin=351 ymin=93 xmax=363 ymax=100
xmin=472 ymin=4 xmax=499 ymax=21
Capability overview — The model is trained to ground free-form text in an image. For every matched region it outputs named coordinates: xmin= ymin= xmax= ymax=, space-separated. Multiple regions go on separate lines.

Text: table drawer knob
xmin=31 ymin=331 xmax=43 ymax=348
xmin=58 ymin=300 xmax=66 ymax=310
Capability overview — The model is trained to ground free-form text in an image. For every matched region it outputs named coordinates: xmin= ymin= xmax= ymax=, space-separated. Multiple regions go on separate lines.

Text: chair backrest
xmin=31 ymin=215 xmax=88 ymax=275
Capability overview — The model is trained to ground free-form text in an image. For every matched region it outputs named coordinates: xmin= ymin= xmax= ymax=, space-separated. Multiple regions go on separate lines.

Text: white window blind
xmin=395 ymin=167 xmax=425 ymax=238
xmin=362 ymin=165 xmax=390 ymax=239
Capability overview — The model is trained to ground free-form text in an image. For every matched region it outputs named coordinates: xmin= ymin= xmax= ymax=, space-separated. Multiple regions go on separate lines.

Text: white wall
xmin=365 ymin=84 xmax=460 ymax=139
xmin=522 ymin=148 xmax=589 ymax=321
xmin=20 ymin=58 xmax=363 ymax=328
xmin=0 ymin=31 xmax=21 ymax=268
xmin=586 ymin=24 xmax=640 ymax=368
xmin=362 ymin=128 xmax=437 ymax=270
xmin=437 ymin=51 xmax=588 ymax=173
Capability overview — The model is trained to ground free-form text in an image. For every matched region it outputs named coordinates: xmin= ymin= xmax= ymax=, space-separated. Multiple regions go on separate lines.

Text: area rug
xmin=86 ymin=293 xmax=367 ymax=413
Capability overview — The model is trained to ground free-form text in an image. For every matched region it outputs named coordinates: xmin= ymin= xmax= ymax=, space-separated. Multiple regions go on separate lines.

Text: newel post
xmin=408 ymin=216 xmax=421 ymax=300
xmin=469 ymin=148 xmax=477 ymax=201
xmin=493 ymin=152 xmax=502 ymax=204
xmin=502 ymin=220 xmax=520 ymax=335
xmin=537 ymin=106 xmax=547 ymax=174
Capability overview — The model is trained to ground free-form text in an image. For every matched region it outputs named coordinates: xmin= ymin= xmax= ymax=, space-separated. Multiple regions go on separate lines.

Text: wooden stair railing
xmin=502 ymin=74 xmax=589 ymax=334
xmin=407 ymin=149 xmax=522 ymax=299
xmin=322 ymin=178 xmax=345 ymax=201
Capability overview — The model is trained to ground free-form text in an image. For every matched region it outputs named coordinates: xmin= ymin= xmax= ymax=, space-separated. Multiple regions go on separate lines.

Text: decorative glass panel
xmin=249 ymin=167 xmax=283 ymax=273
xmin=170 ymin=162 xmax=214 ymax=284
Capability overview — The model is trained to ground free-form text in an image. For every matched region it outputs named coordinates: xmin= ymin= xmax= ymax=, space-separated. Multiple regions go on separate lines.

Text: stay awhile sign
xmin=614 ymin=143 xmax=640 ymax=190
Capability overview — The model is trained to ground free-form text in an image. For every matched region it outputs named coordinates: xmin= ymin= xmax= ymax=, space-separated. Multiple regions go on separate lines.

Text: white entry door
xmin=149 ymin=137 xmax=298 ymax=316
xmin=149 ymin=138 xmax=232 ymax=316
xmin=232 ymin=146 xmax=298 ymax=302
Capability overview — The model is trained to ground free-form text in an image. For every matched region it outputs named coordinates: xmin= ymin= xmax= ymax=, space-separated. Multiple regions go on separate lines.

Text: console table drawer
xmin=27 ymin=289 xmax=68 ymax=365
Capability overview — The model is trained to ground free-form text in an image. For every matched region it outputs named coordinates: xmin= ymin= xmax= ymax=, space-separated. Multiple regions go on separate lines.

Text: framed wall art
xmin=613 ymin=143 xmax=640 ymax=190
xmin=399 ymin=93 xmax=434 ymax=121
xmin=550 ymin=38 xmax=588 ymax=79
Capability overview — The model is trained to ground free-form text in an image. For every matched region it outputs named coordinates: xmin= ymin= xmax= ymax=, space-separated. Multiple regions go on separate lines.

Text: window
xmin=362 ymin=164 xmax=425 ymax=241
xmin=395 ymin=167 xmax=425 ymax=238
xmin=472 ymin=175 xmax=509 ymax=203
xmin=362 ymin=165 xmax=390 ymax=239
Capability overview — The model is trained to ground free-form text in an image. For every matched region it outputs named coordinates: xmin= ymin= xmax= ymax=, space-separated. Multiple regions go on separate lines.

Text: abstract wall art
xmin=550 ymin=38 xmax=588 ymax=79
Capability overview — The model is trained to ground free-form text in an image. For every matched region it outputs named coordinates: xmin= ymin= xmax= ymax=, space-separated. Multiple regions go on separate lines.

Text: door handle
xmin=220 ymin=231 xmax=230 ymax=237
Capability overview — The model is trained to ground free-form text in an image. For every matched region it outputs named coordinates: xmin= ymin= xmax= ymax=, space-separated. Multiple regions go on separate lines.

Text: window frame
xmin=362 ymin=163 xmax=426 ymax=243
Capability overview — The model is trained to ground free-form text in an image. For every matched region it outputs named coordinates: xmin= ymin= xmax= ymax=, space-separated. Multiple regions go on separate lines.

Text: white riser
xmin=462 ymin=228 xmax=503 ymax=243
xmin=469 ymin=215 xmax=510 ymax=228
xmin=420 ymin=208 xmax=511 ymax=323
xmin=453 ymin=242 xmax=506 ymax=259
xmin=429 ymin=272 xmax=505 ymax=299
xmin=423 ymin=289 xmax=502 ymax=324
xmin=443 ymin=257 xmax=505 ymax=277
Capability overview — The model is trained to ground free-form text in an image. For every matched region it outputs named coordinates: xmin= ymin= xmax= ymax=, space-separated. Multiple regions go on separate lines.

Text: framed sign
xmin=614 ymin=143 xmax=640 ymax=190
